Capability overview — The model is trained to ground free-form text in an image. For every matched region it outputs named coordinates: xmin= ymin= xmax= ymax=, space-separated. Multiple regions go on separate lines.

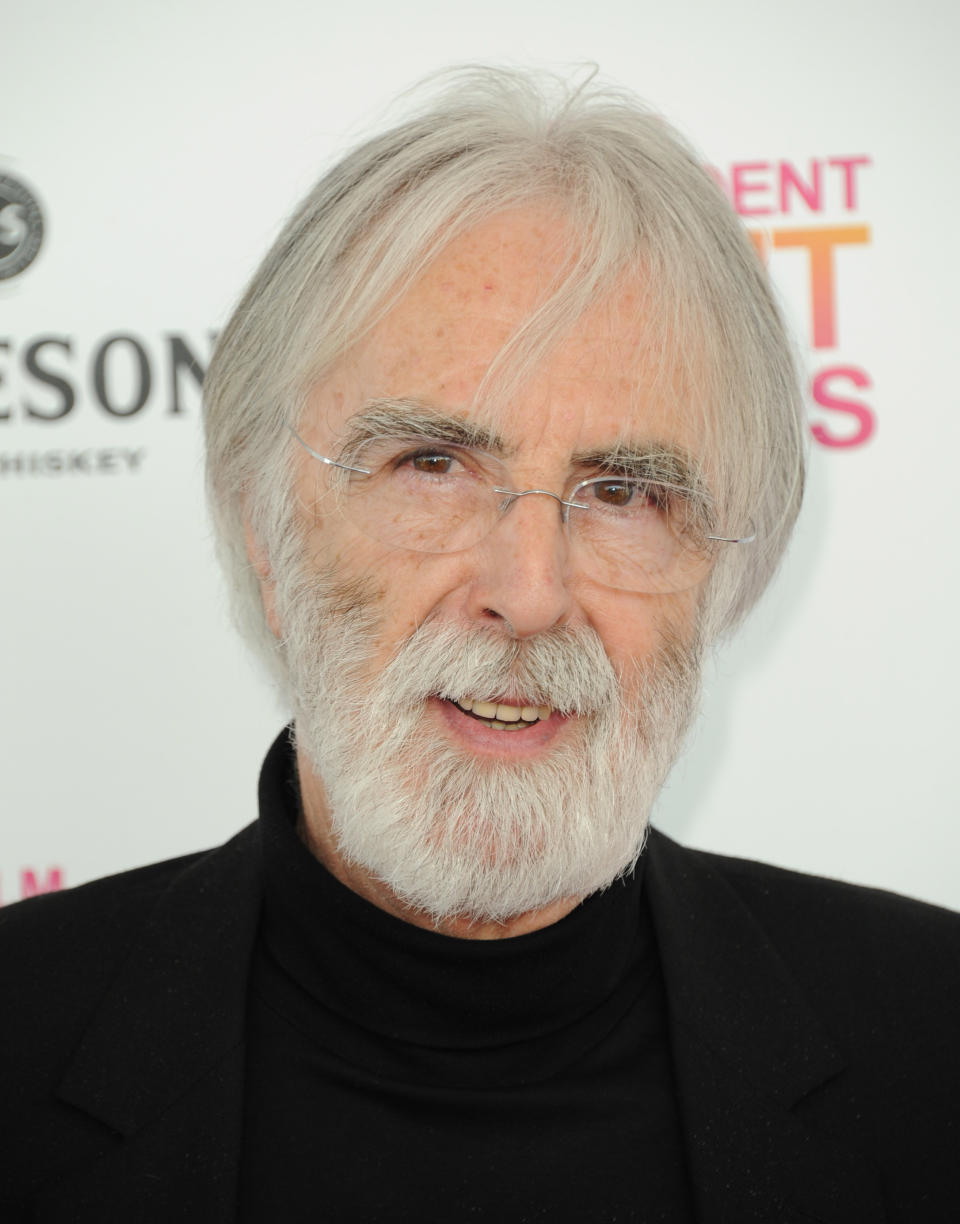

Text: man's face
xmin=295 ymin=208 xmax=701 ymax=698
xmin=260 ymin=207 xmax=707 ymax=925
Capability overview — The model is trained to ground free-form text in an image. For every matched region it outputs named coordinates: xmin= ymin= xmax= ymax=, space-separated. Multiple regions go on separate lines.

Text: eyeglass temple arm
xmin=288 ymin=425 xmax=371 ymax=475
xmin=705 ymin=529 xmax=756 ymax=544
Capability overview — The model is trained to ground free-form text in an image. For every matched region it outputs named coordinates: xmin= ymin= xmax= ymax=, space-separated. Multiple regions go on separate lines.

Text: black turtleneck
xmin=239 ymin=730 xmax=694 ymax=1222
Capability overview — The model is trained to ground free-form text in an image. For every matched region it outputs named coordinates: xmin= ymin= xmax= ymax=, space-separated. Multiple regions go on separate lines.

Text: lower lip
xmin=432 ymin=697 xmax=569 ymax=757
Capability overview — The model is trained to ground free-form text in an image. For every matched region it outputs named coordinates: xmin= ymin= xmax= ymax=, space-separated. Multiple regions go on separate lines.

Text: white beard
xmin=276 ymin=556 xmax=702 ymax=924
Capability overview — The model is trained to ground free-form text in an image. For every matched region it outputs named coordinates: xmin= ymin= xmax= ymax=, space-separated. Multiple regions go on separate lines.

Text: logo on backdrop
xmin=711 ymin=154 xmax=874 ymax=450
xmin=0 ymin=168 xmax=214 ymax=478
xmin=0 ymin=173 xmax=44 ymax=282
xmin=0 ymin=330 xmax=215 ymax=478
xmin=0 ymin=865 xmax=64 ymax=906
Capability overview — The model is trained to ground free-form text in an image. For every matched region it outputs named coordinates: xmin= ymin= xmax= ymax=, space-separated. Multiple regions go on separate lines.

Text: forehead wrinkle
xmin=337 ymin=397 xmax=514 ymax=459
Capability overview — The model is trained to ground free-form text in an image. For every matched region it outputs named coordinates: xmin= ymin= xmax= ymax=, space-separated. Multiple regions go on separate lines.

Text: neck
xmin=295 ymin=750 xmax=582 ymax=940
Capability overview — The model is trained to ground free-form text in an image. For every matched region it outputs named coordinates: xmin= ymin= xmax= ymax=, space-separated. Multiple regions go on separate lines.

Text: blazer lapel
xmin=645 ymin=830 xmax=886 ymax=1224
xmin=35 ymin=823 xmax=263 ymax=1223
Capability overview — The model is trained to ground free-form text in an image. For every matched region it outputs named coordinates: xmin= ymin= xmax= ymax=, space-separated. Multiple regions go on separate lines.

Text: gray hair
xmin=204 ymin=66 xmax=805 ymax=685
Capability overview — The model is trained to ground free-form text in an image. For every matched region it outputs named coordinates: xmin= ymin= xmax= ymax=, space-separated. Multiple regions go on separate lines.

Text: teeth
xmin=453 ymin=697 xmax=554 ymax=725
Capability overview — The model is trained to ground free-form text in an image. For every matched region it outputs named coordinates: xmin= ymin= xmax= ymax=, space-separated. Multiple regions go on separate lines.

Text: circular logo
xmin=0 ymin=173 xmax=44 ymax=281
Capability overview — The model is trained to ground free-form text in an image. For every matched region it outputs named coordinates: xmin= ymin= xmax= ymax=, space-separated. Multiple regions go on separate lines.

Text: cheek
xmin=374 ymin=551 xmax=476 ymax=638
xmin=588 ymin=587 xmax=701 ymax=676
xmin=309 ymin=525 xmax=466 ymax=652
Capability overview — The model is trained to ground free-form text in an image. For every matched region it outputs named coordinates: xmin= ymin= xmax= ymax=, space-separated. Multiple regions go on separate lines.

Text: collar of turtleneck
xmin=255 ymin=727 xmax=659 ymax=1089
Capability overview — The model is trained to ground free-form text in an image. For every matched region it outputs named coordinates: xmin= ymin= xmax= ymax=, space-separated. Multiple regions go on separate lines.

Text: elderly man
xmin=1 ymin=68 xmax=957 ymax=1222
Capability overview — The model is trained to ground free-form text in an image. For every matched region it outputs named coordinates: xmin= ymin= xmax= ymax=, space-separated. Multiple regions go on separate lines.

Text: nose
xmin=464 ymin=490 xmax=575 ymax=639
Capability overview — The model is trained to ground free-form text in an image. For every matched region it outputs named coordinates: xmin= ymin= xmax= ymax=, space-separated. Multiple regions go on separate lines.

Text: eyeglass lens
xmin=316 ymin=436 xmax=719 ymax=594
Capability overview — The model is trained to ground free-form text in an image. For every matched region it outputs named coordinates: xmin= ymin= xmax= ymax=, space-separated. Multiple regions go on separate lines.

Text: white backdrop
xmin=3 ymin=0 xmax=958 ymax=911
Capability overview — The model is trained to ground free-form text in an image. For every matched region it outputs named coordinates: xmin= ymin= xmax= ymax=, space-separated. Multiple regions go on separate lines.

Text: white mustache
xmin=370 ymin=620 xmax=621 ymax=716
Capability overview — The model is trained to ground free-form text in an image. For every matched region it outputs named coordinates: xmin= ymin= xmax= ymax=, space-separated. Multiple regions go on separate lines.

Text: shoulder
xmin=0 ymin=829 xmax=262 ymax=1211
xmin=0 ymin=850 xmax=206 ymax=967
xmin=650 ymin=830 xmax=960 ymax=1048
xmin=692 ymin=839 xmax=960 ymax=954
xmin=0 ymin=828 xmax=259 ymax=1067
xmin=0 ymin=852 xmax=206 ymax=1055
xmin=651 ymin=827 xmax=960 ymax=933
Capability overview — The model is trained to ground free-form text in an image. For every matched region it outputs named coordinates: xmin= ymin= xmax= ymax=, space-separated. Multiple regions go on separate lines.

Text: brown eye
xmin=594 ymin=480 xmax=637 ymax=507
xmin=409 ymin=453 xmax=455 ymax=475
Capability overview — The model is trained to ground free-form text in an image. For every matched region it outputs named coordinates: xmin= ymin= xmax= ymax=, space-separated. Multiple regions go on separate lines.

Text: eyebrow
xmin=337 ymin=398 xmax=511 ymax=463
xmin=337 ymin=396 xmax=707 ymax=499
xmin=571 ymin=444 xmax=706 ymax=495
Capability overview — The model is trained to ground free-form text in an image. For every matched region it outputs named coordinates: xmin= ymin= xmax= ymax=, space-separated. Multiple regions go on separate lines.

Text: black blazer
xmin=1 ymin=821 xmax=958 ymax=1222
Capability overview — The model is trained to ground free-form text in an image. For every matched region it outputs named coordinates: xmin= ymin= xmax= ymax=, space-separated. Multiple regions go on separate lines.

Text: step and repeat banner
xmin=4 ymin=0 xmax=958 ymax=910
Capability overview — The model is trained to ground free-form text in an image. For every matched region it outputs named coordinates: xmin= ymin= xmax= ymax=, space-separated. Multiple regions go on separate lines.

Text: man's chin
xmin=316 ymin=721 xmax=652 ymax=924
